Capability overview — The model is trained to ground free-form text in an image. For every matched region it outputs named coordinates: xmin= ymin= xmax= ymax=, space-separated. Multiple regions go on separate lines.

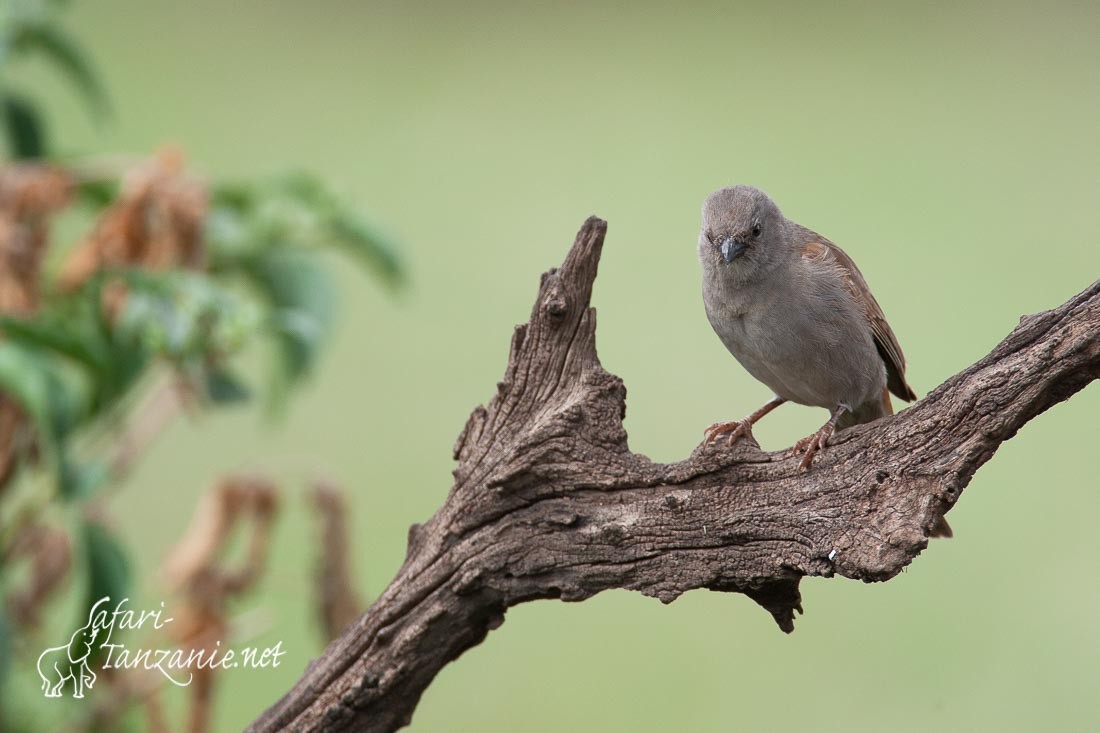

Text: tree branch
xmin=249 ymin=217 xmax=1099 ymax=732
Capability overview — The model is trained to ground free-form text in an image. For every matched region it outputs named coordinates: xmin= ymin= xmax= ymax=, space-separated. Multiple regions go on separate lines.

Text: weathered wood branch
xmin=250 ymin=217 xmax=1099 ymax=733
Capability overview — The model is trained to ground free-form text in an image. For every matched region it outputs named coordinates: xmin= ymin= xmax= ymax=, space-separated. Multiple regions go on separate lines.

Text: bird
xmin=697 ymin=185 xmax=924 ymax=475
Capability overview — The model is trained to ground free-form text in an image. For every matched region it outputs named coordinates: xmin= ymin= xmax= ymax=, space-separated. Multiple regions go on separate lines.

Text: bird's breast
xmin=705 ymin=283 xmax=884 ymax=409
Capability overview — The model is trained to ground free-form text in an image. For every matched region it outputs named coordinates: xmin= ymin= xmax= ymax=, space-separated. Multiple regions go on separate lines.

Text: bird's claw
xmin=703 ymin=420 xmax=754 ymax=448
xmin=793 ymin=424 xmax=834 ymax=471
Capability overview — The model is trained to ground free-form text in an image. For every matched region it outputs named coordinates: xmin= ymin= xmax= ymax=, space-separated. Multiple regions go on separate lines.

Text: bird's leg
xmin=704 ymin=397 xmax=786 ymax=447
xmin=792 ymin=403 xmax=850 ymax=470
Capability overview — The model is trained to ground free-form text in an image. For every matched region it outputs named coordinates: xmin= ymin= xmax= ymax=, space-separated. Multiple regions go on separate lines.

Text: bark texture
xmin=250 ymin=217 xmax=1100 ymax=732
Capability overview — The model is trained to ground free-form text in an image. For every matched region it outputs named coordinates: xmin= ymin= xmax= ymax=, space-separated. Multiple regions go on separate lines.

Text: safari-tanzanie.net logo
xmin=37 ymin=596 xmax=286 ymax=699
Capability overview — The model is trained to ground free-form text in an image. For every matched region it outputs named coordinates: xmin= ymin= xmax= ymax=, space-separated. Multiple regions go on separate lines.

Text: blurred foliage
xmin=207 ymin=173 xmax=403 ymax=409
xmin=0 ymin=2 xmax=402 ymax=729
xmin=0 ymin=0 xmax=109 ymax=158
xmin=0 ymin=173 xmax=402 ymax=502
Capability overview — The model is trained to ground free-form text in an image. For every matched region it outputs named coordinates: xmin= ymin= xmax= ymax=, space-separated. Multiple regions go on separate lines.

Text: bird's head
xmin=699 ymin=185 xmax=788 ymax=283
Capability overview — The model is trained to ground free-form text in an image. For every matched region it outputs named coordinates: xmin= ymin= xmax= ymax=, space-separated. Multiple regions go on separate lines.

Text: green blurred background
xmin=17 ymin=0 xmax=1100 ymax=730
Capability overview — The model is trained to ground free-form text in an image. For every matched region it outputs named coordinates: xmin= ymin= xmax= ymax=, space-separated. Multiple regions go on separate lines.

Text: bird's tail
xmin=930 ymin=515 xmax=953 ymax=538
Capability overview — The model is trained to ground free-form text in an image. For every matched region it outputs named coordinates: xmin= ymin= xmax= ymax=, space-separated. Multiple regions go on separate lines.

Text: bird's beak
xmin=720 ymin=236 xmax=748 ymax=263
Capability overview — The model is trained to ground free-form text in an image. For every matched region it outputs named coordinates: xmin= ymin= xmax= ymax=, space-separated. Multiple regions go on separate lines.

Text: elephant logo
xmin=37 ymin=597 xmax=110 ymax=699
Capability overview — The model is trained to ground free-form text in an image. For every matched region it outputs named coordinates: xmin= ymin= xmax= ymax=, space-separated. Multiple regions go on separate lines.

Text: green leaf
xmin=76 ymin=178 xmax=118 ymax=209
xmin=113 ymin=269 xmax=261 ymax=364
xmin=84 ymin=520 xmax=131 ymax=598
xmin=242 ymin=249 xmax=334 ymax=392
xmin=14 ymin=23 xmax=109 ymax=119
xmin=204 ymin=205 xmax=256 ymax=270
xmin=209 ymin=181 xmax=256 ymax=212
xmin=2 ymin=93 xmax=46 ymax=159
xmin=0 ymin=335 xmax=95 ymax=486
xmin=204 ymin=366 xmax=251 ymax=404
xmin=0 ymin=339 xmax=58 ymax=452
xmin=58 ymin=452 xmax=109 ymax=501
xmin=0 ymin=314 xmax=110 ymax=374
xmin=327 ymin=211 xmax=404 ymax=286
xmin=80 ymin=275 xmax=151 ymax=402
xmin=41 ymin=356 xmax=92 ymax=440
xmin=82 ymin=519 xmax=130 ymax=665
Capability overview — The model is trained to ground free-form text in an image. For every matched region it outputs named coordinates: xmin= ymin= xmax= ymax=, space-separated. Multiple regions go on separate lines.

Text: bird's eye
xmin=752 ymin=224 xmax=762 ymax=237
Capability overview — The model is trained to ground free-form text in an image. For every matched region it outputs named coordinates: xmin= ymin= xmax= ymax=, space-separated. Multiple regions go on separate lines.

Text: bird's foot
xmin=792 ymin=404 xmax=849 ymax=471
xmin=792 ymin=427 xmax=832 ymax=470
xmin=703 ymin=420 xmax=755 ymax=447
xmin=703 ymin=399 xmax=788 ymax=451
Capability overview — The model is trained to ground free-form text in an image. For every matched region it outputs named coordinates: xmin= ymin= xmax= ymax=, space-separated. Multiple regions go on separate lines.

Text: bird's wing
xmin=801 ymin=239 xmax=917 ymax=402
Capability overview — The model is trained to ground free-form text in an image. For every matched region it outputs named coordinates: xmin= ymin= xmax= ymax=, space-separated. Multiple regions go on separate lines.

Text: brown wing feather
xmin=801 ymin=239 xmax=917 ymax=402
